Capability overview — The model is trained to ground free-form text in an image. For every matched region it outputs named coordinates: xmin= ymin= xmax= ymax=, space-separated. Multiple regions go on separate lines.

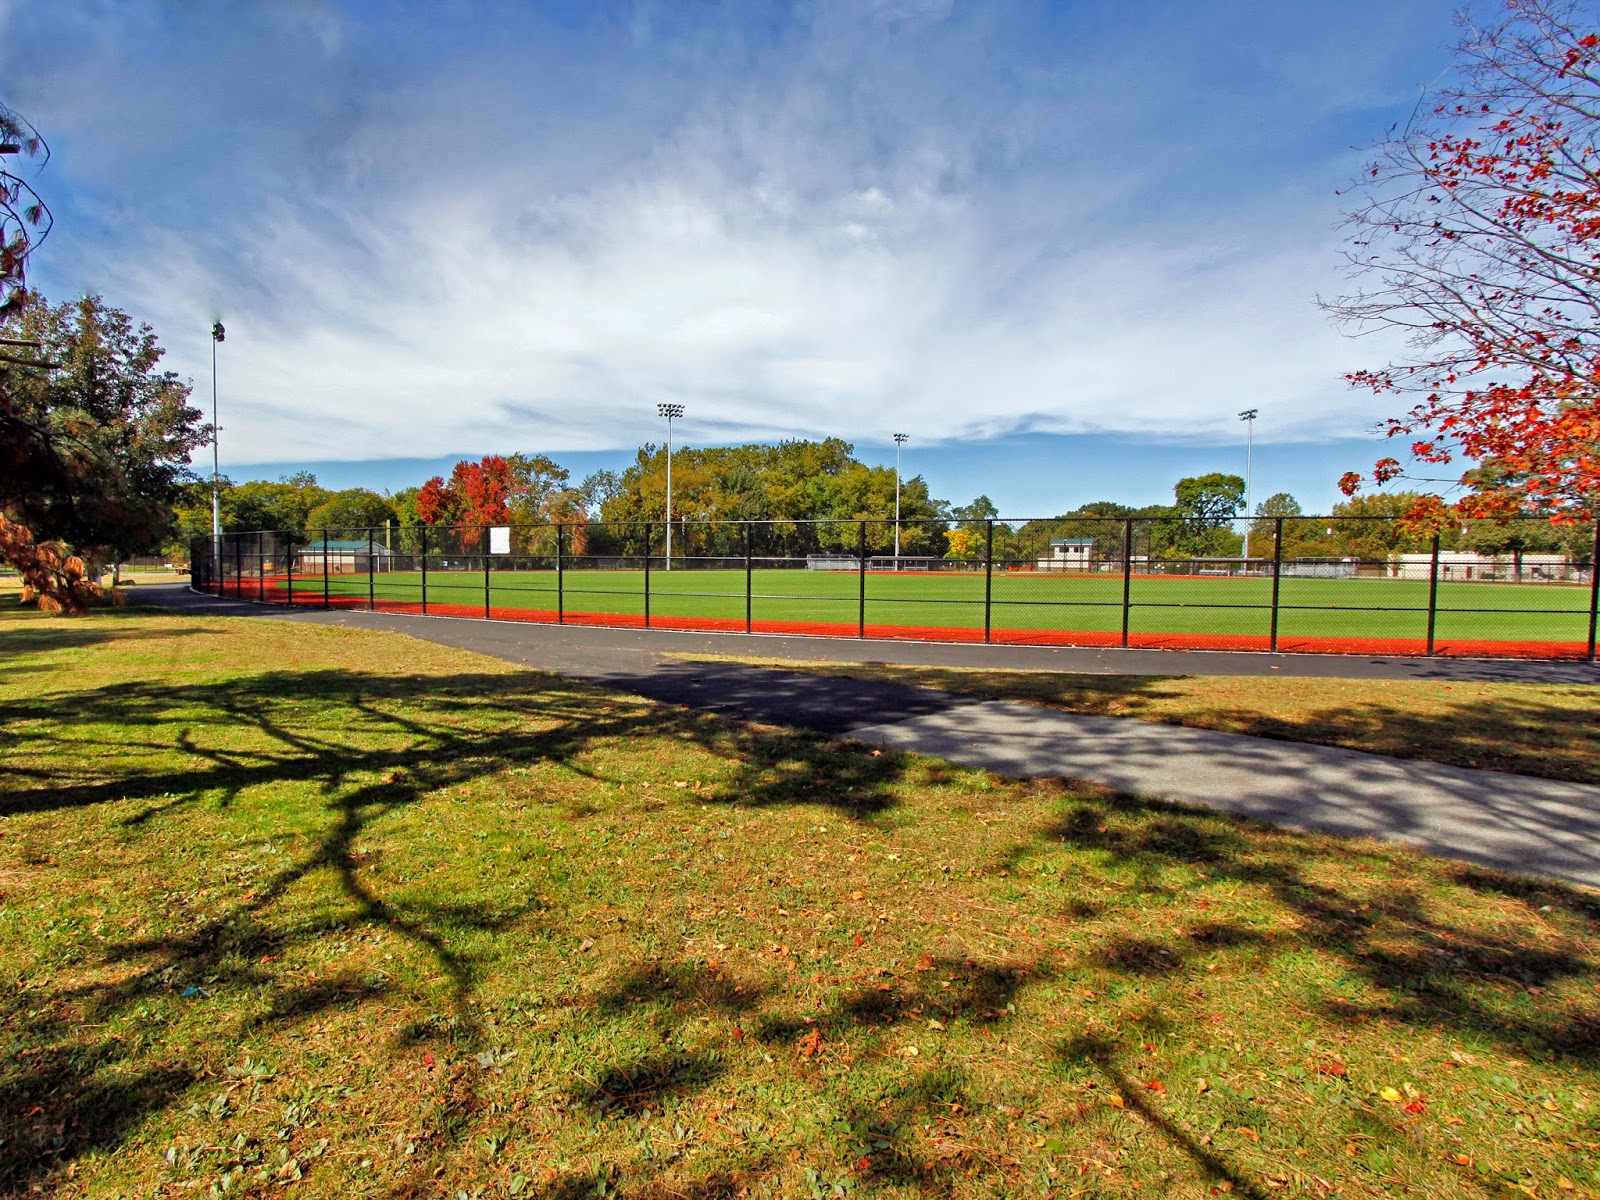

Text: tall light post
xmin=211 ymin=321 xmax=226 ymax=571
xmin=1238 ymin=408 xmax=1257 ymax=563
xmin=658 ymin=403 xmax=684 ymax=571
xmin=892 ymin=432 xmax=908 ymax=562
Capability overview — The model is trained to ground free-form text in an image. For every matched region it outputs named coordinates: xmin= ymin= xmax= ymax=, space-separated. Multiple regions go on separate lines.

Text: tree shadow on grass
xmin=732 ymin=662 xmax=1600 ymax=784
xmin=1038 ymin=794 xmax=1600 ymax=1068
xmin=0 ymin=610 xmax=212 ymax=662
xmin=0 ymin=663 xmax=920 ymax=1194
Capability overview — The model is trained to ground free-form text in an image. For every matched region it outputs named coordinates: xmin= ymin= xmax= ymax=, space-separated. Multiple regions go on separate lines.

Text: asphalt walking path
xmin=141 ymin=584 xmax=1600 ymax=889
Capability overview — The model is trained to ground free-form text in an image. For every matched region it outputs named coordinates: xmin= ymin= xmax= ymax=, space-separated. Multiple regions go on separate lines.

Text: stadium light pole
xmin=892 ymin=432 xmax=908 ymax=563
xmin=211 ymin=321 xmax=226 ymax=570
xmin=1238 ymin=408 xmax=1257 ymax=562
xmin=658 ymin=403 xmax=684 ymax=571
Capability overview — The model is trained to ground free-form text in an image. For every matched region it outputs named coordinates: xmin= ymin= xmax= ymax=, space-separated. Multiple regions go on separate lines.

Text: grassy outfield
xmin=673 ymin=656 xmax=1600 ymax=787
xmin=297 ymin=568 xmax=1598 ymax=644
xmin=3 ymin=606 xmax=1599 ymax=1199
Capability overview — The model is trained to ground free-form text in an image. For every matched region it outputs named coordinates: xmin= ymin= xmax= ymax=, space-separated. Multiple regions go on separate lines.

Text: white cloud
xmin=12 ymin=0 xmax=1423 ymax=464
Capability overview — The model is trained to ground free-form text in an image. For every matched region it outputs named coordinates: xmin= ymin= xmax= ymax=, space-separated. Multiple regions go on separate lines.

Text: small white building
xmin=1038 ymin=538 xmax=1095 ymax=572
xmin=296 ymin=539 xmax=395 ymax=575
xmin=1386 ymin=551 xmax=1572 ymax=581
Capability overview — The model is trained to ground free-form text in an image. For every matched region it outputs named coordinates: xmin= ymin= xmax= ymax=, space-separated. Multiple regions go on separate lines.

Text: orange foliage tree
xmin=416 ymin=455 xmax=516 ymax=526
xmin=1328 ymin=0 xmax=1600 ymax=522
xmin=0 ymin=513 xmax=105 ymax=614
xmin=414 ymin=455 xmax=588 ymax=551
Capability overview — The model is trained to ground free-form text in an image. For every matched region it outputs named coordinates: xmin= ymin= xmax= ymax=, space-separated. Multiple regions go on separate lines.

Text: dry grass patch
xmin=1 ymin=608 xmax=1597 ymax=1198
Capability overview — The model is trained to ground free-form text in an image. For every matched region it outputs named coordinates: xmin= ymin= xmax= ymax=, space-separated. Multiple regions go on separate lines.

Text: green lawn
xmin=233 ymin=568 xmax=1600 ymax=647
xmin=3 ymin=602 xmax=1599 ymax=1198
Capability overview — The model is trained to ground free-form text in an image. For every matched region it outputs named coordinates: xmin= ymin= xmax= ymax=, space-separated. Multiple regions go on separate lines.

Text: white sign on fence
xmin=489 ymin=526 xmax=511 ymax=555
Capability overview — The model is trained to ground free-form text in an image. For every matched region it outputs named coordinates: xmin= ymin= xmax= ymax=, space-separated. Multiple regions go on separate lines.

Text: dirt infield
xmin=226 ymin=583 xmax=1594 ymax=660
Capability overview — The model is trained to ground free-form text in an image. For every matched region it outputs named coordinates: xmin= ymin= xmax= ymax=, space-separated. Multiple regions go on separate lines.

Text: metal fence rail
xmin=191 ymin=515 xmax=1600 ymax=661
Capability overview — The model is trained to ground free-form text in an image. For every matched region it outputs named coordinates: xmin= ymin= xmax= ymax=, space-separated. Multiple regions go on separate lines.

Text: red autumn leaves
xmin=1335 ymin=5 xmax=1600 ymax=523
xmin=418 ymin=456 xmax=517 ymax=527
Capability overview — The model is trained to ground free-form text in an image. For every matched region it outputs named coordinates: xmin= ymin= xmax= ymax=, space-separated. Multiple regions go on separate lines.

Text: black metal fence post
xmin=858 ymin=520 xmax=868 ymax=638
xmin=368 ymin=528 xmax=375 ymax=611
xmin=1425 ymin=532 xmax=1441 ymax=656
xmin=1269 ymin=517 xmax=1283 ymax=652
xmin=321 ymin=530 xmax=330 ymax=609
xmin=483 ymin=526 xmax=492 ymax=619
xmin=643 ymin=522 xmax=652 ymax=629
xmin=1120 ymin=520 xmax=1134 ymax=649
xmin=420 ymin=526 xmax=428 ymax=615
xmin=556 ymin=523 xmax=565 ymax=625
xmin=1588 ymin=520 xmax=1599 ymax=662
xmin=983 ymin=519 xmax=994 ymax=644
xmin=258 ymin=531 xmax=265 ymax=602
xmin=234 ymin=535 xmax=243 ymax=600
xmin=285 ymin=533 xmax=294 ymax=607
xmin=745 ymin=522 xmax=753 ymax=634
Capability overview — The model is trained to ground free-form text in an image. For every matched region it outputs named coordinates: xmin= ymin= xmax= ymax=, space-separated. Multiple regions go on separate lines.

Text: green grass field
xmin=246 ymin=568 xmax=1600 ymax=647
xmin=5 ymin=603 xmax=1600 ymax=1198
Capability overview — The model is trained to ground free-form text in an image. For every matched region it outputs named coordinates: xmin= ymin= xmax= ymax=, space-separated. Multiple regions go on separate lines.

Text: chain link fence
xmin=191 ymin=514 xmax=1600 ymax=660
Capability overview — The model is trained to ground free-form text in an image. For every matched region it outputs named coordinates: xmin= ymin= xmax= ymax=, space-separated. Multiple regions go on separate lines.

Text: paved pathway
xmin=141 ymin=585 xmax=1600 ymax=888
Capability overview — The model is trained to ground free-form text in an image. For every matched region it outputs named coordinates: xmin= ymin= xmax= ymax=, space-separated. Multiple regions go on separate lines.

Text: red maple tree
xmin=416 ymin=456 xmax=516 ymax=526
xmin=1330 ymin=0 xmax=1600 ymax=522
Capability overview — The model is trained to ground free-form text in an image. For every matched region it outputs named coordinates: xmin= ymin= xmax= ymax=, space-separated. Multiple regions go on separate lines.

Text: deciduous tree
xmin=1329 ymin=0 xmax=1600 ymax=519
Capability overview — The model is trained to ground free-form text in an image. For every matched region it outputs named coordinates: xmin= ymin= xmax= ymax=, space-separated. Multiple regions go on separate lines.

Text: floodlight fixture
xmin=658 ymin=404 xmax=685 ymax=569
xmin=1238 ymin=409 xmax=1258 ymax=562
xmin=892 ymin=433 xmax=909 ymax=562
xmin=211 ymin=321 xmax=227 ymax=565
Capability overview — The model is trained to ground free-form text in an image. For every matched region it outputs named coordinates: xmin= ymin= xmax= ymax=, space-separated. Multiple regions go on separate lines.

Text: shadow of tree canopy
xmin=0 ymin=661 xmax=919 ymax=1194
xmin=1039 ymin=794 xmax=1600 ymax=1068
xmin=0 ymin=610 xmax=211 ymax=662
xmin=719 ymin=661 xmax=1600 ymax=784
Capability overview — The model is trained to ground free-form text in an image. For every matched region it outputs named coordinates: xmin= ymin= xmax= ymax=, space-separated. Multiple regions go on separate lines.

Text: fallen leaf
xmin=1196 ymin=1078 xmax=1210 ymax=1094
xmin=916 ymin=953 xmax=934 ymax=971
xmin=423 ymin=1053 xmax=434 ymax=1067
xmin=1317 ymin=1060 xmax=1348 ymax=1078
xmin=732 ymin=1026 xmax=744 ymax=1045
xmin=1144 ymin=1079 xmax=1167 ymax=1095
xmin=797 ymin=1029 xmax=823 ymax=1058
xmin=1108 ymin=1094 xmax=1125 ymax=1109
xmin=1235 ymin=1127 xmax=1261 ymax=1143
xmin=1379 ymin=1086 xmax=1402 ymax=1103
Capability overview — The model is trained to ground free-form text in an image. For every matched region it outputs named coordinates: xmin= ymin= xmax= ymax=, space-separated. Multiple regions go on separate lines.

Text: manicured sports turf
xmin=216 ymin=567 xmax=1598 ymax=656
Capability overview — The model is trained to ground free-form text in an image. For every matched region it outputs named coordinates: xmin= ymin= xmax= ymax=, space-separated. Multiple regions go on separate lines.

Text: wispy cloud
xmin=5 ymin=0 xmax=1451 ymax=463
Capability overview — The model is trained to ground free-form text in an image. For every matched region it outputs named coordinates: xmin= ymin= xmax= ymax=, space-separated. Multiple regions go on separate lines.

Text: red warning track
xmin=203 ymin=583 xmax=1594 ymax=661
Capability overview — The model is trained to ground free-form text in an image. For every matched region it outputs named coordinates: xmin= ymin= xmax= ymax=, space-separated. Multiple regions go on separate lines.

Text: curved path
xmin=143 ymin=584 xmax=1600 ymax=888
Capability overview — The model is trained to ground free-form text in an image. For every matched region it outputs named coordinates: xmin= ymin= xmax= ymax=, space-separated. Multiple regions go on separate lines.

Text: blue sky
xmin=2 ymin=0 xmax=1471 ymax=514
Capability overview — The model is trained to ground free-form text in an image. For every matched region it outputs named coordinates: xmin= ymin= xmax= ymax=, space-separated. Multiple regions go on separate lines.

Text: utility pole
xmin=893 ymin=432 xmax=908 ymax=564
xmin=1238 ymin=408 xmax=1257 ymax=563
xmin=658 ymin=403 xmax=684 ymax=571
